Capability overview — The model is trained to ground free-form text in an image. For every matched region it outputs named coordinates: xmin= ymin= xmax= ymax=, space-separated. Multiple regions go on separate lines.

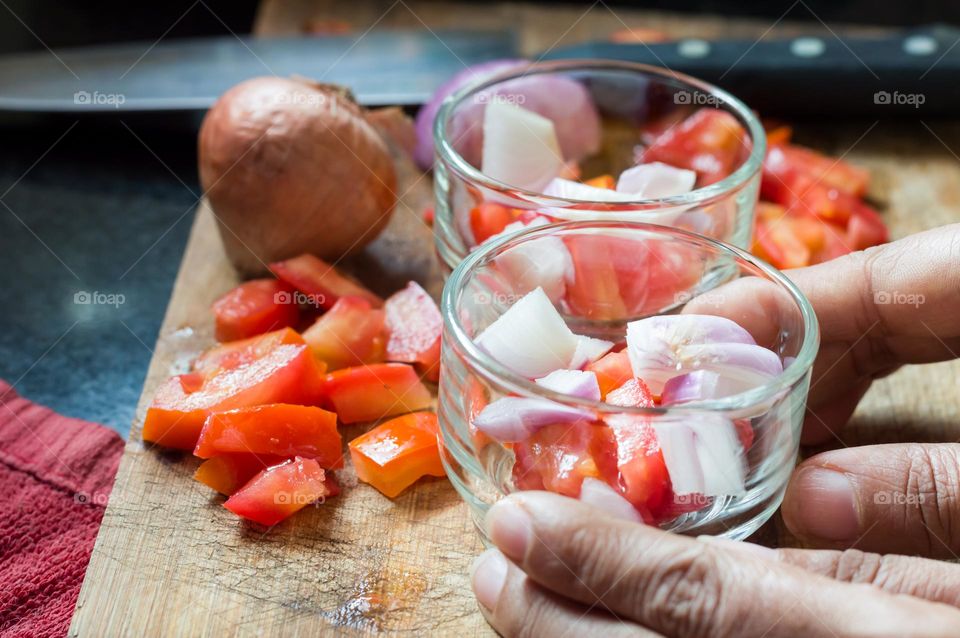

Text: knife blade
xmin=0 ymin=31 xmax=517 ymax=112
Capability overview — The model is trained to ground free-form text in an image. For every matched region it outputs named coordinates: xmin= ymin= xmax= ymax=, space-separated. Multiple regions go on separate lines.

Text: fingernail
xmin=471 ymin=549 xmax=508 ymax=610
xmin=486 ymin=499 xmax=532 ymax=561
xmin=789 ymin=467 xmax=860 ymax=541
xmin=698 ymin=536 xmax=779 ymax=561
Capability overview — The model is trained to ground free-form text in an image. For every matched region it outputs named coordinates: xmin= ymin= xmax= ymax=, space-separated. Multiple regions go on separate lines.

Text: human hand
xmin=472 ymin=492 xmax=960 ymax=637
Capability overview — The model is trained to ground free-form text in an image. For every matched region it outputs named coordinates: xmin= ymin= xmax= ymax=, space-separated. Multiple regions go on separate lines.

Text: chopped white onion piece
xmin=651 ymin=422 xmax=704 ymax=495
xmin=541 ymin=178 xmax=686 ymax=224
xmin=535 ymin=369 xmax=601 ymax=401
xmin=473 ymin=397 xmax=594 ymax=442
xmin=476 ymin=287 xmax=578 ymax=378
xmin=617 ymin=162 xmax=697 ymax=199
xmin=482 ymin=102 xmax=564 ymax=191
xmin=491 ymin=217 xmax=573 ymax=303
xmin=692 ymin=417 xmax=747 ymax=497
xmin=579 ymin=478 xmax=644 ymax=523
xmin=569 ymin=335 xmax=614 ymax=369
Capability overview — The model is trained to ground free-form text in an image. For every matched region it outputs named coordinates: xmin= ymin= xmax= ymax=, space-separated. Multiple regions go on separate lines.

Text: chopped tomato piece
xmin=269 ymin=254 xmax=382 ymax=310
xmin=764 ymin=143 xmax=869 ymax=198
xmin=302 ymin=296 xmax=386 ymax=371
xmin=606 ymin=414 xmax=671 ymax=519
xmin=470 ymin=202 xmax=517 ymax=244
xmin=753 ymin=218 xmax=811 ymax=269
xmin=349 ymin=412 xmax=445 ymax=498
xmin=211 ymin=279 xmax=300 ymax=343
xmin=605 ymin=378 xmax=655 ymax=408
xmin=583 ymin=174 xmax=616 ymax=189
xmin=734 ymin=418 xmax=754 ymax=451
xmin=323 ymin=363 xmax=432 ymax=424
xmin=223 ymin=457 xmax=330 ymax=525
xmin=384 ymin=281 xmax=442 ymax=380
xmin=143 ymin=342 xmax=325 ymax=450
xmin=563 ymin=234 xmax=628 ymax=320
xmin=192 ymin=328 xmax=304 ymax=376
xmin=512 ymin=421 xmax=617 ymax=497
xmin=811 ymin=222 xmax=854 ymax=263
xmin=194 ymin=404 xmax=342 ymax=468
xmin=194 ymin=453 xmax=286 ymax=495
xmin=585 ymin=351 xmax=633 ymax=399
xmin=641 ymin=109 xmax=749 ymax=185
xmin=846 ymin=201 xmax=888 ymax=250
xmin=765 ymin=125 xmax=793 ymax=147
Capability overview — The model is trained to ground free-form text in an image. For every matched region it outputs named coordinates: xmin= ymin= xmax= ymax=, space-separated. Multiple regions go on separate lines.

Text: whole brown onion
xmin=199 ymin=77 xmax=397 ymax=274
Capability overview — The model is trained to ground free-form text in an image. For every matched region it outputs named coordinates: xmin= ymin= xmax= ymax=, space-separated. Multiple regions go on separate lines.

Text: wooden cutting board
xmin=71 ymin=5 xmax=960 ymax=635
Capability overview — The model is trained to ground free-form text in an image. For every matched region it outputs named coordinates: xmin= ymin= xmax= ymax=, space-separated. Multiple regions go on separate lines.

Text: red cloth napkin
xmin=0 ymin=381 xmax=123 ymax=638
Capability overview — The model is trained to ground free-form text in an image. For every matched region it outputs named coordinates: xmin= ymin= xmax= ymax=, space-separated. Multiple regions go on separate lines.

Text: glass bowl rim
xmin=433 ymin=58 xmax=768 ymax=209
xmin=441 ymin=219 xmax=820 ymax=415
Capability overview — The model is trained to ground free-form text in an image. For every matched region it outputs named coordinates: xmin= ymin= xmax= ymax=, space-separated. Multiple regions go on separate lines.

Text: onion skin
xmin=199 ymin=77 xmax=396 ymax=275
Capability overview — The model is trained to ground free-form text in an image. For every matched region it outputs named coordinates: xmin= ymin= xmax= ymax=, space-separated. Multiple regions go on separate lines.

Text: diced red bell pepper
xmin=605 ymin=378 xmax=655 ymax=408
xmin=143 ymin=342 xmax=326 ymax=450
xmin=192 ymin=328 xmax=305 ymax=376
xmin=349 ymin=412 xmax=444 ymax=498
xmin=583 ymin=174 xmax=616 ymax=189
xmin=511 ymin=421 xmax=618 ymax=498
xmin=194 ymin=404 xmax=343 ymax=468
xmin=194 ymin=453 xmax=286 ymax=495
xmin=211 ymin=279 xmax=300 ymax=343
xmin=384 ymin=281 xmax=442 ymax=381
xmin=641 ymin=108 xmax=750 ymax=186
xmin=269 ymin=254 xmax=382 ymax=310
xmin=606 ymin=414 xmax=671 ymax=520
xmin=302 ymin=296 xmax=386 ymax=371
xmin=470 ymin=202 xmax=517 ymax=244
xmin=585 ymin=351 xmax=633 ymax=399
xmin=322 ymin=363 xmax=432 ymax=424
xmin=223 ymin=457 xmax=330 ymax=526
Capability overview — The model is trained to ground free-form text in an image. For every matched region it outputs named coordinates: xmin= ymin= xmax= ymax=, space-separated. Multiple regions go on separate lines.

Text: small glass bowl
xmin=433 ymin=60 xmax=767 ymax=275
xmin=437 ymin=221 xmax=818 ymax=541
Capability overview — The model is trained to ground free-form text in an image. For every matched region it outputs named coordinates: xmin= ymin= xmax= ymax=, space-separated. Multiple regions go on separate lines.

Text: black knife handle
xmin=541 ymin=25 xmax=960 ymax=117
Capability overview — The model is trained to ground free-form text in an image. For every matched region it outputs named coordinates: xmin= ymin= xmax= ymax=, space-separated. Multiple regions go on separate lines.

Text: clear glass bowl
xmin=437 ymin=221 xmax=818 ymax=541
xmin=433 ymin=60 xmax=767 ymax=275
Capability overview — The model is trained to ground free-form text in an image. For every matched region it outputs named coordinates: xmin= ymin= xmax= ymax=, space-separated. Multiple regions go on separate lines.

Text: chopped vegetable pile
xmin=144 ymin=254 xmax=445 ymax=526
xmin=472 ymin=287 xmax=779 ymax=524
xmin=440 ymin=82 xmax=888 ymax=269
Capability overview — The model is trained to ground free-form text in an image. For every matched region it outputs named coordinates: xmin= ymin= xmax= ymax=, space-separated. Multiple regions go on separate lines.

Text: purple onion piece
xmin=535 ymin=369 xmax=601 ymax=401
xmin=473 ymin=397 xmax=595 ymax=442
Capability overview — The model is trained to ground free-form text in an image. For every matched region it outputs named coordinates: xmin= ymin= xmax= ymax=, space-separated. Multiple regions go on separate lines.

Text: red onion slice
xmin=680 ymin=343 xmax=784 ymax=379
xmin=653 ymin=416 xmax=746 ymax=498
xmin=475 ymin=287 xmax=578 ymax=378
xmin=579 ymin=478 xmax=644 ymax=523
xmin=535 ymin=369 xmax=601 ymax=401
xmin=626 ymin=315 xmax=761 ymax=392
xmin=473 ymin=397 xmax=595 ymax=442
xmin=661 ymin=369 xmax=768 ymax=405
xmin=413 ymin=59 xmax=525 ymax=169
xmin=482 ymin=102 xmax=564 ymax=191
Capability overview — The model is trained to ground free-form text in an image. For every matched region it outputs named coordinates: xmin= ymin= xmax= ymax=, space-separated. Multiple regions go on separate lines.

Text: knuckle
xmin=643 ymin=546 xmax=731 ymax=636
xmin=831 ymin=549 xmax=884 ymax=584
xmin=903 ymin=445 xmax=960 ymax=551
xmin=500 ymin=580 xmax=559 ymax=638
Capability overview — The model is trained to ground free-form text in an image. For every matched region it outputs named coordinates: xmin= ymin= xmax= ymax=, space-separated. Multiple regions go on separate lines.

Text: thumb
xmin=781 ymin=443 xmax=960 ymax=558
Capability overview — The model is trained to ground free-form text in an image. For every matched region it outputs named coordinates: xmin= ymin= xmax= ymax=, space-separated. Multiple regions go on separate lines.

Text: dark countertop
xmin=0 ymin=115 xmax=201 ymax=437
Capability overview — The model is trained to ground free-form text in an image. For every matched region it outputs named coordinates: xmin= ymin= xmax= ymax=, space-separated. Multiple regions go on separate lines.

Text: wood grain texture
xmin=71 ymin=2 xmax=960 ymax=635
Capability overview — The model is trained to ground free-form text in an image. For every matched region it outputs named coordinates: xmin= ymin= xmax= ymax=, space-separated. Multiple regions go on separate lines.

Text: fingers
xmin=776 ymin=547 xmax=960 ymax=607
xmin=782 ymin=443 xmax=960 ymax=558
xmin=471 ymin=548 xmax=657 ymax=638
xmin=789 ymin=224 xmax=960 ymax=345
xmin=482 ymin=491 xmax=960 ymax=637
